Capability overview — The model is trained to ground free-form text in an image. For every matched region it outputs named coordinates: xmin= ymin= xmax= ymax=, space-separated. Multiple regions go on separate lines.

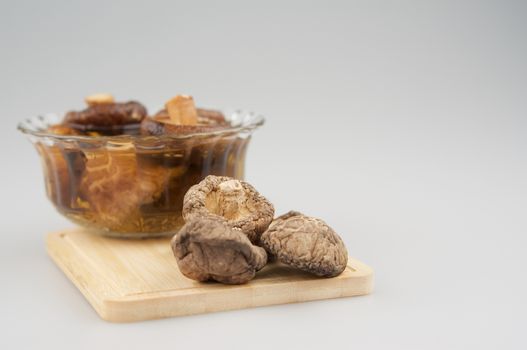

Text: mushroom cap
xmin=260 ymin=211 xmax=348 ymax=277
xmin=140 ymin=108 xmax=229 ymax=136
xmin=171 ymin=218 xmax=268 ymax=284
xmin=64 ymin=101 xmax=147 ymax=128
xmin=182 ymin=175 xmax=274 ymax=244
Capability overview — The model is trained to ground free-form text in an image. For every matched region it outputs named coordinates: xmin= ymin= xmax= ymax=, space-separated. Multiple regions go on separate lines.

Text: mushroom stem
xmin=85 ymin=93 xmax=115 ymax=107
xmin=165 ymin=95 xmax=198 ymax=125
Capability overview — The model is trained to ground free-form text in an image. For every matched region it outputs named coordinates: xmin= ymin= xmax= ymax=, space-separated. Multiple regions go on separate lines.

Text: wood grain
xmin=46 ymin=228 xmax=373 ymax=322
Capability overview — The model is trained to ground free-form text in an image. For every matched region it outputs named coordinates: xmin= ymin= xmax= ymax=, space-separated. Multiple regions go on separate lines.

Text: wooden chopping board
xmin=46 ymin=228 xmax=374 ymax=322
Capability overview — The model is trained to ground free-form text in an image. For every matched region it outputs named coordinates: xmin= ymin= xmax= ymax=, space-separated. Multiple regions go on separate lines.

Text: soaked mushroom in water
xmin=182 ymin=175 xmax=274 ymax=244
xmin=260 ymin=211 xmax=348 ymax=277
xmin=63 ymin=94 xmax=147 ymax=135
xmin=140 ymin=107 xmax=229 ymax=136
xmin=79 ymin=148 xmax=175 ymax=232
xmin=172 ymin=217 xmax=268 ymax=284
xmin=33 ymin=93 xmax=258 ymax=236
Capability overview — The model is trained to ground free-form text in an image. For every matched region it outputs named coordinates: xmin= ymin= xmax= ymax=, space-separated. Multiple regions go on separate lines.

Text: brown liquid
xmin=37 ymin=135 xmax=249 ymax=237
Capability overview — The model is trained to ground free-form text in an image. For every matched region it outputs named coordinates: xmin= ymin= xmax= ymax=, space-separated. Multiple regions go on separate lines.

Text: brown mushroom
xmin=140 ymin=108 xmax=229 ymax=136
xmin=260 ymin=211 xmax=348 ymax=277
xmin=195 ymin=108 xmax=229 ymax=125
xmin=140 ymin=116 xmax=226 ymax=136
xmin=172 ymin=217 xmax=267 ymax=284
xmin=63 ymin=100 xmax=147 ymax=135
xmin=79 ymin=148 xmax=174 ymax=232
xmin=182 ymin=175 xmax=274 ymax=244
xmin=154 ymin=105 xmax=227 ymax=125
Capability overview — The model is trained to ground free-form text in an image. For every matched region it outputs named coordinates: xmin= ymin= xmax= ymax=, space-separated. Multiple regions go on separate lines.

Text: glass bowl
xmin=18 ymin=111 xmax=264 ymax=238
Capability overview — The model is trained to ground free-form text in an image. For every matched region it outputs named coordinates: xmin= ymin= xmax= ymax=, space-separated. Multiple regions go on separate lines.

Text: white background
xmin=1 ymin=0 xmax=526 ymax=349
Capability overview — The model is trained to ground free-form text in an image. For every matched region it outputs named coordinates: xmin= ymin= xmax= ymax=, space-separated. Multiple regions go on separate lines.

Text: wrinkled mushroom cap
xmin=260 ymin=211 xmax=348 ymax=277
xmin=182 ymin=175 xmax=274 ymax=244
xmin=171 ymin=218 xmax=267 ymax=284
xmin=140 ymin=108 xmax=229 ymax=136
xmin=64 ymin=101 xmax=147 ymax=127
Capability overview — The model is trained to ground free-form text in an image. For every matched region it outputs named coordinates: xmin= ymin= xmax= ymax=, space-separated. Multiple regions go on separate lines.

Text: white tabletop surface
xmin=1 ymin=1 xmax=526 ymax=349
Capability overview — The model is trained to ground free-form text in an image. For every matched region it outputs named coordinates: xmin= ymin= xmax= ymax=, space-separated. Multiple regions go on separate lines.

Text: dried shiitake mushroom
xmin=172 ymin=217 xmax=267 ymax=284
xmin=79 ymin=149 xmax=173 ymax=232
xmin=182 ymin=175 xmax=274 ymax=244
xmin=140 ymin=108 xmax=228 ymax=136
xmin=140 ymin=116 xmax=225 ymax=136
xmin=260 ymin=211 xmax=348 ymax=277
xmin=64 ymin=98 xmax=147 ymax=131
xmin=195 ymin=108 xmax=229 ymax=125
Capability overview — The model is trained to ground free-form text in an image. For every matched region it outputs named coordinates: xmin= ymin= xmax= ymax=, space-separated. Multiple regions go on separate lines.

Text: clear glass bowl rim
xmin=17 ymin=110 xmax=265 ymax=142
